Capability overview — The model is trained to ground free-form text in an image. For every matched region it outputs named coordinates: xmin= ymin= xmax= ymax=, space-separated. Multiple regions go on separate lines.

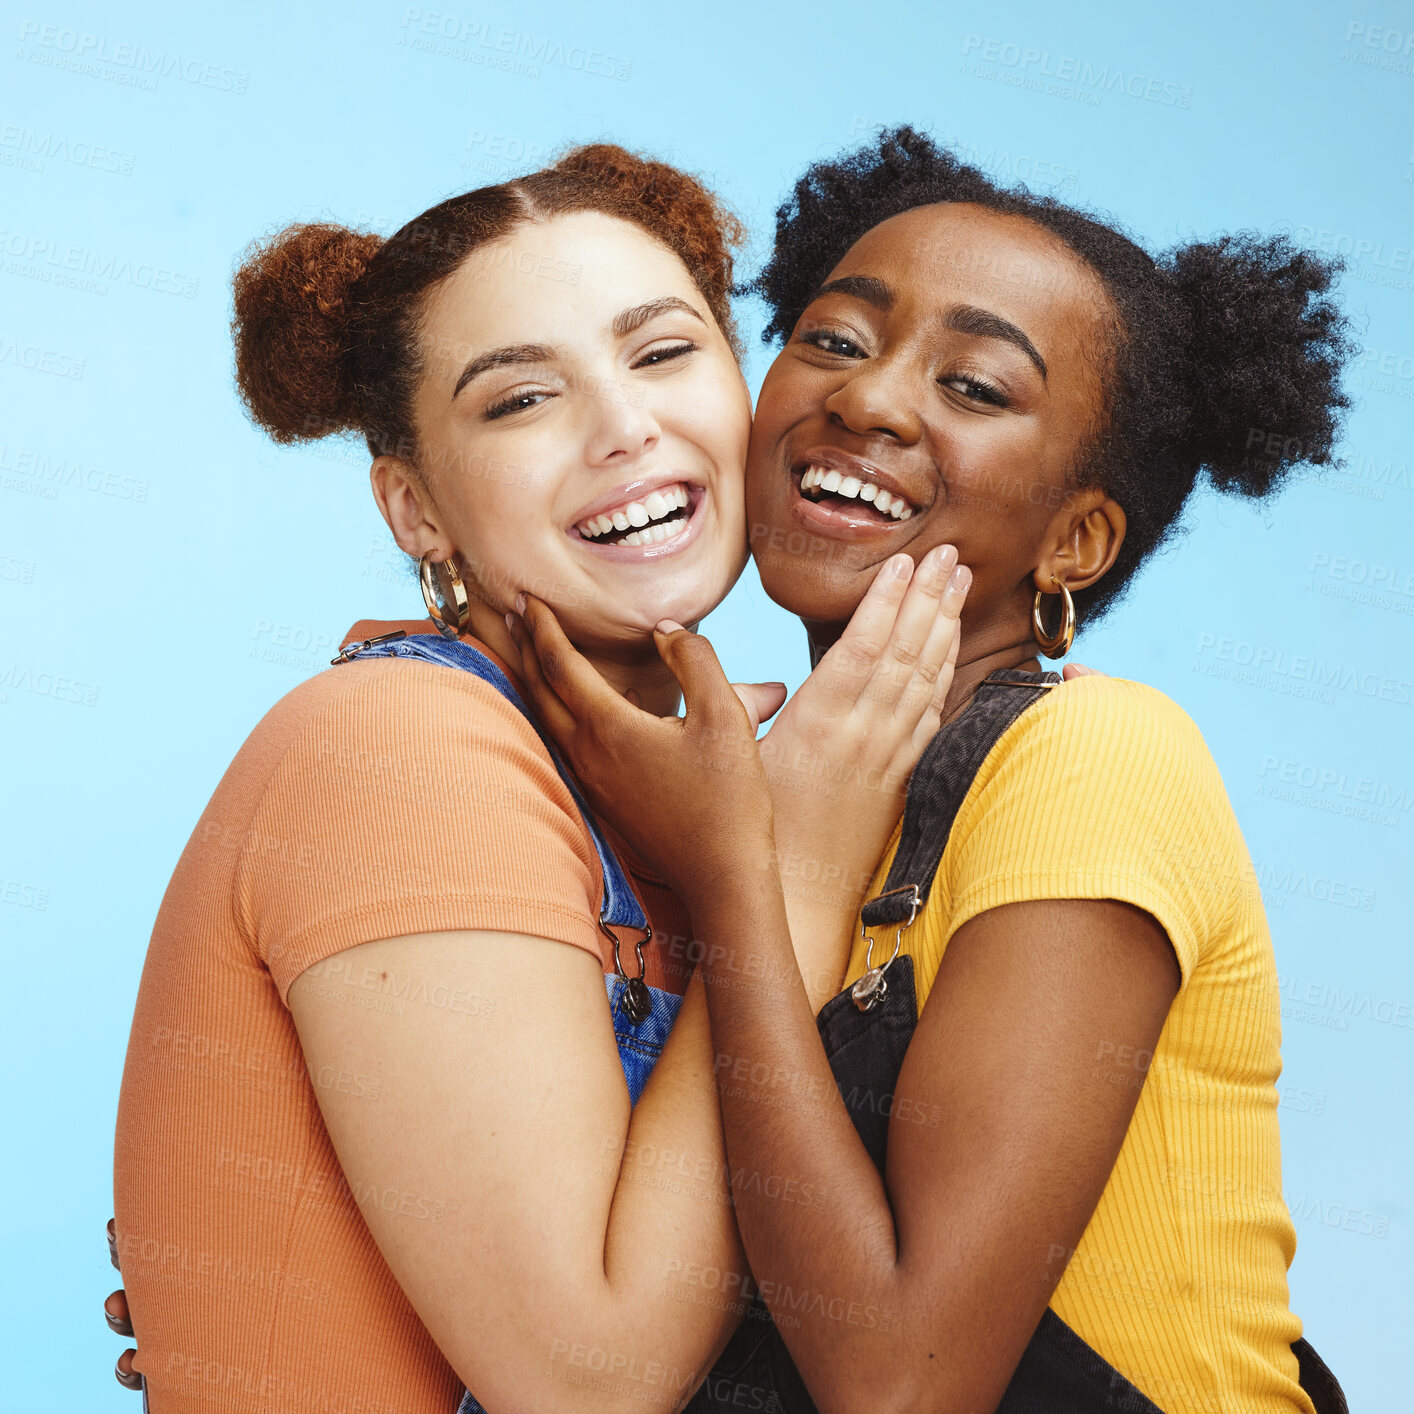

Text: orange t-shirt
xmin=113 ymin=621 xmax=694 ymax=1413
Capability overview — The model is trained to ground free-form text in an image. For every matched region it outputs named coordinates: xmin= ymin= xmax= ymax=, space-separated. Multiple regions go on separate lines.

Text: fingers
xmin=1062 ymin=662 xmax=1103 ymax=680
xmin=653 ymin=621 xmax=749 ymax=733
xmin=105 ymin=1289 xmax=133 ymax=1337
xmin=509 ymin=596 xmax=625 ymax=743
xmin=731 ymin=682 xmax=788 ymax=732
xmin=116 ymin=1347 xmax=142 ymax=1391
xmin=874 ymin=547 xmax=966 ymax=721
xmin=812 ymin=553 xmax=916 ymax=707
xmin=107 ymin=1216 xmax=120 ymax=1271
xmin=505 ymin=611 xmax=576 ymax=743
xmin=910 ymin=628 xmax=962 ymax=757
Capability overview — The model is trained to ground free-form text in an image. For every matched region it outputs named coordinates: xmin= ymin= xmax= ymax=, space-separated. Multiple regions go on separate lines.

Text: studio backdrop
xmin=2 ymin=2 xmax=1410 ymax=1410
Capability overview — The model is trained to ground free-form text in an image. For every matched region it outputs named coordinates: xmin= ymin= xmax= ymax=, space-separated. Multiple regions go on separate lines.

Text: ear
xmin=1033 ymin=485 xmax=1126 ymax=594
xmin=370 ymin=456 xmax=454 ymax=561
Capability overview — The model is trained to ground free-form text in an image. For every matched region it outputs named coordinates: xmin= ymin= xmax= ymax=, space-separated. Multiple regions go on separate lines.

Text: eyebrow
xmin=452 ymin=343 xmax=554 ymax=399
xmin=944 ymin=303 xmax=1048 ymax=381
xmin=814 ymin=275 xmax=893 ymax=310
xmin=451 ymin=297 xmax=705 ymax=400
xmin=812 ymin=276 xmax=1047 ymax=382
xmin=612 ymin=295 xmax=705 ymax=337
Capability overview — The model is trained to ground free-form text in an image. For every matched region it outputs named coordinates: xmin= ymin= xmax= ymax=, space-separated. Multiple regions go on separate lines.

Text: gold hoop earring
xmin=1032 ymin=578 xmax=1075 ymax=659
xmin=419 ymin=552 xmax=470 ymax=639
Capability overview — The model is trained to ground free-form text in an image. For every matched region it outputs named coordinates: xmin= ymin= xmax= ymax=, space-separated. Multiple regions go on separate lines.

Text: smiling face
xmin=382 ymin=210 xmax=751 ymax=652
xmin=746 ymin=202 xmax=1123 ymax=655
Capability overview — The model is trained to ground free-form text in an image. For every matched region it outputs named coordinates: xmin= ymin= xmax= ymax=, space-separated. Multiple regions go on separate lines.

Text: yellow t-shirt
xmin=845 ymin=677 xmax=1312 ymax=1414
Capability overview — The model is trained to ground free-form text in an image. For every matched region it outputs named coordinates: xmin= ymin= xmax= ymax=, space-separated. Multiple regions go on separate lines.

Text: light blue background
xmin=3 ymin=1 xmax=1410 ymax=1408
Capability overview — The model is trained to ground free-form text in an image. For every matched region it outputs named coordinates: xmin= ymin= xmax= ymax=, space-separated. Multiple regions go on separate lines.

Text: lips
xmin=567 ymin=476 xmax=707 ymax=561
xmin=574 ymin=481 xmax=692 ymax=545
xmin=786 ymin=446 xmax=927 ymax=538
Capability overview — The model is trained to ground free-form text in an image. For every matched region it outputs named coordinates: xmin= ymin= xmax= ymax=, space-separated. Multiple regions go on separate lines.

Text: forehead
xmin=826 ymin=202 xmax=1110 ymax=344
xmin=420 ymin=210 xmax=702 ymax=361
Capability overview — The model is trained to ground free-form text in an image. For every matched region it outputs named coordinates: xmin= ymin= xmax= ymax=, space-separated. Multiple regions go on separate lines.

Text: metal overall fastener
xmin=851 ymin=883 xmax=921 ymax=1013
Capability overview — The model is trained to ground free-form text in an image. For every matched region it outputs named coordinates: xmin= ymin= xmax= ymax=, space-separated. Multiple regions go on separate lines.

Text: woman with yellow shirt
xmin=509 ymin=127 xmax=1353 ymax=1413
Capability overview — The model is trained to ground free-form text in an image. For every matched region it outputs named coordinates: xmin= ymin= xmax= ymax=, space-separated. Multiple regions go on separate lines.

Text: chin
xmin=753 ymin=548 xmax=858 ymax=627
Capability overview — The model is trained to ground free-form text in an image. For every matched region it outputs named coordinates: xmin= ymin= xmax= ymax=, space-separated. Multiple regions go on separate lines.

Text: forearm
xmin=689 ymin=865 xmax=909 ymax=1386
xmin=598 ymin=973 xmax=748 ymax=1384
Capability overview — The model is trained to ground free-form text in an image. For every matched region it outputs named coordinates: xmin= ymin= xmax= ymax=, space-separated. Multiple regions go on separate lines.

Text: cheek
xmin=443 ymin=462 xmax=557 ymax=581
xmin=681 ymin=373 xmax=751 ymax=472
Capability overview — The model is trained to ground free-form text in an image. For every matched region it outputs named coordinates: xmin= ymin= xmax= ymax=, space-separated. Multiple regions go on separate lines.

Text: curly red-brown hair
xmin=232 ymin=144 xmax=745 ymax=457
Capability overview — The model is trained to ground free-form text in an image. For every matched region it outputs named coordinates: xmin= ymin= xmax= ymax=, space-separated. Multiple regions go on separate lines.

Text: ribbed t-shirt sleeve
xmin=944 ymin=679 xmax=1240 ymax=984
xmin=235 ymin=662 xmax=604 ymax=1002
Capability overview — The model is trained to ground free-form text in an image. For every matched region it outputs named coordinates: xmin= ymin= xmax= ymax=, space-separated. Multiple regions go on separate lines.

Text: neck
xmin=803 ymin=611 xmax=1045 ymax=726
xmin=467 ymin=602 xmax=684 ymax=719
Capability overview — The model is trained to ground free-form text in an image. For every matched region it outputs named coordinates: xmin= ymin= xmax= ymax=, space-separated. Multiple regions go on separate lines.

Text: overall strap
xmin=860 ymin=669 xmax=1060 ymax=930
xmin=333 ymin=632 xmax=649 ymax=936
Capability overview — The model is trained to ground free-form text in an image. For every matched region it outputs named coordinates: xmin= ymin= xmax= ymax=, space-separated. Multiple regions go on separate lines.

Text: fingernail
xmin=514 ymin=592 xmax=526 ymax=614
xmin=504 ymin=612 xmax=515 ymax=632
xmin=928 ymin=544 xmax=959 ymax=575
xmin=949 ymin=565 xmax=972 ymax=592
xmin=656 ymin=619 xmax=685 ymax=634
xmin=890 ymin=553 xmax=913 ymax=580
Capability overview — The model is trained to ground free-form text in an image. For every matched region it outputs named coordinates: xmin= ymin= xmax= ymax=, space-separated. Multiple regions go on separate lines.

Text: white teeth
xmin=575 ymin=481 xmax=695 ymax=544
xmin=798 ymin=463 xmax=916 ymax=521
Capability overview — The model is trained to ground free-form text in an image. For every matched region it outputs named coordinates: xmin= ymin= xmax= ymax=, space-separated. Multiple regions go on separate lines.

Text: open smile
xmin=568 ymin=477 xmax=707 ymax=561
xmin=786 ymin=449 xmax=926 ymax=538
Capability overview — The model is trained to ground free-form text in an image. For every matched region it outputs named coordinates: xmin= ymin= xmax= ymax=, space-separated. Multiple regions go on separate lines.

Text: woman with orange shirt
xmin=110 ymin=146 xmax=965 ymax=1413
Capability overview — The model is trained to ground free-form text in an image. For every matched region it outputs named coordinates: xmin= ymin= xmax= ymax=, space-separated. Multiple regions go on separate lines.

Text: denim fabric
xmin=605 ymin=975 xmax=685 ymax=1105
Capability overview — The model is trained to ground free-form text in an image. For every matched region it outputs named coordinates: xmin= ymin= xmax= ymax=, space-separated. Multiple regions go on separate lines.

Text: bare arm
xmin=289 ymin=931 xmax=742 ymax=1414
xmin=686 ymin=884 xmax=1179 ymax=1413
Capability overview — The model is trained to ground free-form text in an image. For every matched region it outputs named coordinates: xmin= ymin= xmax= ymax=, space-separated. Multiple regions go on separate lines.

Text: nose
xmin=582 ymin=378 xmax=664 ymax=466
xmin=822 ymin=357 xmax=923 ymax=445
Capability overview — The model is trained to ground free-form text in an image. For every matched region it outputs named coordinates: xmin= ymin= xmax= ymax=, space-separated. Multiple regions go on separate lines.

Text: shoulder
xmin=949 ymin=678 xmax=1244 ymax=982
xmin=270 ymin=650 xmax=542 ymax=759
xmin=957 ymin=675 xmax=1244 ymax=893
xmin=246 ymin=648 xmax=575 ymax=830
xmin=982 ymin=676 xmax=1220 ymax=798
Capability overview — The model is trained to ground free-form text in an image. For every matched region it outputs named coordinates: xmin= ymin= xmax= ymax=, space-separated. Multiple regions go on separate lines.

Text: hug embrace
xmin=110 ymin=126 xmax=1353 ymax=1414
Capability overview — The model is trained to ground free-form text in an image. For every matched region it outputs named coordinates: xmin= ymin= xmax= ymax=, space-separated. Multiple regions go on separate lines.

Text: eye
xmin=940 ymin=374 xmax=1009 ymax=408
xmin=799 ymin=326 xmax=866 ymax=359
xmin=632 ymin=340 xmax=696 ymax=369
xmin=484 ymin=387 xmax=552 ymax=420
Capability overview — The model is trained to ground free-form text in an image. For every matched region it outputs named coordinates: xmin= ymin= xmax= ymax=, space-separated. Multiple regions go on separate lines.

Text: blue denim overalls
xmin=334 ymin=632 xmax=682 ymax=1414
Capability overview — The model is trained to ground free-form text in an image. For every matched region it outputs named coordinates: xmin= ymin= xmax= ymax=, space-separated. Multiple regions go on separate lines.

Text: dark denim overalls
xmin=333 ymin=634 xmax=682 ymax=1414
xmin=685 ymin=669 xmax=1348 ymax=1414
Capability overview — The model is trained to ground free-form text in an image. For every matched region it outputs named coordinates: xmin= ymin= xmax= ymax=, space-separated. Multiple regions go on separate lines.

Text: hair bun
xmin=232 ymin=223 xmax=383 ymax=444
xmin=1164 ymin=233 xmax=1353 ymax=498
